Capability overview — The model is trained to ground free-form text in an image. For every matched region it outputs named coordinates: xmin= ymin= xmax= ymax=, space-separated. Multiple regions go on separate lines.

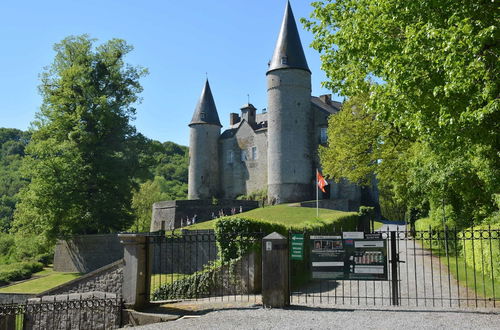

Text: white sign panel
xmin=342 ymin=232 xmax=364 ymax=239
xmin=355 ymin=241 xmax=384 ymax=248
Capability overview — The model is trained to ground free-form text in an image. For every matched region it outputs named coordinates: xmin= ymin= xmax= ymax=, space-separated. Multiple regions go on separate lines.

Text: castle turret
xmin=188 ymin=79 xmax=221 ymax=200
xmin=266 ymin=1 xmax=313 ymax=203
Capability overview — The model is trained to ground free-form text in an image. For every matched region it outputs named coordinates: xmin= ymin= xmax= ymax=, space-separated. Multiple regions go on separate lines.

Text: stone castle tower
xmin=188 ymin=79 xmax=221 ymax=200
xmin=187 ymin=1 xmax=380 ymax=212
xmin=267 ymin=1 xmax=313 ymax=203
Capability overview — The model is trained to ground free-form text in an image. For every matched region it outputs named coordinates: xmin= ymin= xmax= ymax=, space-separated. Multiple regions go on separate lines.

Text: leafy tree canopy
xmin=13 ymin=35 xmax=148 ymax=241
xmin=306 ymin=1 xmax=499 ymax=225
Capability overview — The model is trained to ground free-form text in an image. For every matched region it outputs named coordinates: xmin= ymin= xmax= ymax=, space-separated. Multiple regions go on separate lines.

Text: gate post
xmin=118 ymin=233 xmax=150 ymax=309
xmin=390 ymin=231 xmax=399 ymax=306
xmin=262 ymin=232 xmax=289 ymax=308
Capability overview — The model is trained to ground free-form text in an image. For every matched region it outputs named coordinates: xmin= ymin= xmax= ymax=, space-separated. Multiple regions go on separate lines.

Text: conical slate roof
xmin=189 ymin=79 xmax=222 ymax=127
xmin=267 ymin=1 xmax=310 ymax=74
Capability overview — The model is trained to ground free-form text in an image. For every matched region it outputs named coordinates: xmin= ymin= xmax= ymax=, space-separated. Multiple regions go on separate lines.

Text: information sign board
xmin=310 ymin=232 xmax=387 ymax=280
xmin=290 ymin=234 xmax=304 ymax=260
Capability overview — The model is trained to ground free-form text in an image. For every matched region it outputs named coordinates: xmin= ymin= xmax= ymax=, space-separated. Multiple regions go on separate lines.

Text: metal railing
xmin=289 ymin=227 xmax=499 ymax=308
xmin=147 ymin=230 xmax=264 ymax=303
xmin=0 ymin=294 xmax=122 ymax=330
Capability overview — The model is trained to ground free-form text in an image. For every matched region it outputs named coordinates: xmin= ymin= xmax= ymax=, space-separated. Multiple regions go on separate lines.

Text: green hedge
xmin=463 ymin=224 xmax=500 ymax=280
xmin=0 ymin=261 xmax=44 ymax=286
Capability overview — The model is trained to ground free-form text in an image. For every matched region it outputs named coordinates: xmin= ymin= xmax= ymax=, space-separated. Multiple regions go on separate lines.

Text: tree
xmin=305 ymin=0 xmax=499 ymax=225
xmin=129 ymin=140 xmax=188 ymax=232
xmin=0 ymin=128 xmax=30 ymax=232
xmin=13 ymin=35 xmax=148 ymax=241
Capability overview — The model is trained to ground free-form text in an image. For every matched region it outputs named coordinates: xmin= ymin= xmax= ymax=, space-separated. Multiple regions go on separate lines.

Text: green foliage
xmin=0 ymin=128 xmax=31 ymax=232
xmin=129 ymin=140 xmax=188 ymax=232
xmin=462 ymin=223 xmax=500 ymax=281
xmin=151 ymin=260 xmax=221 ymax=300
xmin=307 ymin=1 xmax=499 ymax=226
xmin=13 ymin=35 xmax=148 ymax=241
xmin=214 ymin=216 xmax=285 ymax=262
xmin=0 ymin=261 xmax=44 ymax=286
xmin=236 ymin=188 xmax=268 ymax=205
xmin=358 ymin=206 xmax=374 ymax=219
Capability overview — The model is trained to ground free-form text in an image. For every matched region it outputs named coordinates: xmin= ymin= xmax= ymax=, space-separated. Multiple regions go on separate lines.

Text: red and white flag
xmin=317 ymin=170 xmax=328 ymax=193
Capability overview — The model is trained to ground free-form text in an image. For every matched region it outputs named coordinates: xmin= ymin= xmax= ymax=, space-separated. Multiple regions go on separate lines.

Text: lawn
xmin=182 ymin=204 xmax=383 ymax=232
xmin=0 ymin=267 xmax=81 ymax=294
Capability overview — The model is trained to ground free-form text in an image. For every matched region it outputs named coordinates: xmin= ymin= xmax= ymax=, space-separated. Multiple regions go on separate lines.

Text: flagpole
xmin=316 ymin=169 xmax=319 ymax=218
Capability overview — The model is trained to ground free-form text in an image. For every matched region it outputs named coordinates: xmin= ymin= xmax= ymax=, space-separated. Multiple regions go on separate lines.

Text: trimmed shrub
xmin=462 ymin=224 xmax=500 ymax=280
xmin=0 ymin=261 xmax=44 ymax=286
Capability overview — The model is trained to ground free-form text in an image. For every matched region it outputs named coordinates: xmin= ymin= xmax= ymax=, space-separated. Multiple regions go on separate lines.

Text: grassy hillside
xmin=182 ymin=204 xmax=361 ymax=231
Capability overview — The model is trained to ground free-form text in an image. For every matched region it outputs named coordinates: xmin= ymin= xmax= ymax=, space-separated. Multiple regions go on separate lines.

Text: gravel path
xmin=132 ymin=305 xmax=500 ymax=330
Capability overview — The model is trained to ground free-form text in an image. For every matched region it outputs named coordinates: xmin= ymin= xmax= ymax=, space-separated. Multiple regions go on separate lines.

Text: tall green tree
xmin=306 ymin=0 xmax=499 ymax=224
xmin=13 ymin=35 xmax=148 ymax=241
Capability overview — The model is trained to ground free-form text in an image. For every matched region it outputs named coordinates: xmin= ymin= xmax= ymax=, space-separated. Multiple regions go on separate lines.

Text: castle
xmin=187 ymin=2 xmax=379 ymax=212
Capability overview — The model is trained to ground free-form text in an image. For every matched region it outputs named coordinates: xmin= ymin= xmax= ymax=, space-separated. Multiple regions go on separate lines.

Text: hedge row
xmin=415 ymin=218 xmax=499 ymax=280
xmin=462 ymin=224 xmax=500 ymax=280
xmin=0 ymin=261 xmax=44 ymax=286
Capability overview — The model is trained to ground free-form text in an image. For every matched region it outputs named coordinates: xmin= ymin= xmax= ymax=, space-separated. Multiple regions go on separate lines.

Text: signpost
xmin=309 ymin=232 xmax=388 ymax=280
xmin=290 ymin=234 xmax=304 ymax=260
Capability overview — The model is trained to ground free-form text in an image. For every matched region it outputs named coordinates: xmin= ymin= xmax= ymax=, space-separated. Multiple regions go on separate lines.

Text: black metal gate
xmin=290 ymin=227 xmax=499 ymax=308
xmin=147 ymin=230 xmax=263 ymax=303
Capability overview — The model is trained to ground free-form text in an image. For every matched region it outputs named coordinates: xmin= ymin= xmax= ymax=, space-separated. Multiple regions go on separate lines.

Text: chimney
xmin=229 ymin=113 xmax=240 ymax=126
xmin=319 ymin=94 xmax=332 ymax=105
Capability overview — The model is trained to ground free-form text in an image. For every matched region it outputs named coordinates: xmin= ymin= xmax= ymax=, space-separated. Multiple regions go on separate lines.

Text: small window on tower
xmin=240 ymin=150 xmax=247 ymax=162
xmin=281 ymin=56 xmax=288 ymax=65
xmin=200 ymin=112 xmax=206 ymax=120
xmin=251 ymin=146 xmax=257 ymax=160
xmin=227 ymin=150 xmax=234 ymax=164
xmin=320 ymin=127 xmax=328 ymax=144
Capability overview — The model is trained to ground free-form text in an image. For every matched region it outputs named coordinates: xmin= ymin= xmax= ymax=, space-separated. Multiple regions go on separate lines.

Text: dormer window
xmin=281 ymin=56 xmax=288 ymax=65
xmin=200 ymin=112 xmax=206 ymax=120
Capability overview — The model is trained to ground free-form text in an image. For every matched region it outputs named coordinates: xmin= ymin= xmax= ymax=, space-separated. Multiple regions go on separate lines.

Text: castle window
xmin=320 ymin=127 xmax=328 ymax=144
xmin=281 ymin=56 xmax=288 ymax=65
xmin=227 ymin=150 xmax=234 ymax=164
xmin=251 ymin=146 xmax=257 ymax=160
xmin=240 ymin=150 xmax=247 ymax=162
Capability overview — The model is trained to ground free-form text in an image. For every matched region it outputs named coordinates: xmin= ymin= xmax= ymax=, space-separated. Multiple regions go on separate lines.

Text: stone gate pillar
xmin=118 ymin=233 xmax=150 ymax=309
xmin=261 ymin=232 xmax=289 ymax=307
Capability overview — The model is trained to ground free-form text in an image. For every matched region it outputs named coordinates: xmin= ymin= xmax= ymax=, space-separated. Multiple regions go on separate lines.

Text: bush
xmin=0 ymin=233 xmax=15 ymax=260
xmin=0 ymin=261 xmax=44 ymax=286
xmin=236 ymin=188 xmax=268 ymax=206
xmin=214 ymin=216 xmax=286 ymax=261
xmin=462 ymin=223 xmax=500 ymax=281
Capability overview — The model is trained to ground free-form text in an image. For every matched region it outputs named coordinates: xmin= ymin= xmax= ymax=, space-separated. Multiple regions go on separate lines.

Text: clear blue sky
xmin=0 ymin=0 xmax=337 ymax=146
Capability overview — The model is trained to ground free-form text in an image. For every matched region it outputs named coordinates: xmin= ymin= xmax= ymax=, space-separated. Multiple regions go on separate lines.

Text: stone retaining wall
xmin=53 ymin=234 xmax=123 ymax=273
xmin=40 ymin=260 xmax=123 ymax=296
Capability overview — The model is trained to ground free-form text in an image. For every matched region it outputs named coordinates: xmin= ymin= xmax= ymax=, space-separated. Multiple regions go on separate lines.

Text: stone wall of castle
xmin=150 ymin=199 xmax=259 ymax=231
xmin=219 ymin=122 xmax=268 ymax=199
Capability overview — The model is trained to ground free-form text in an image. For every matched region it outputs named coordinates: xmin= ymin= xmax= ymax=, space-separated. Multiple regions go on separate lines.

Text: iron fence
xmin=290 ymin=227 xmax=499 ymax=308
xmin=0 ymin=293 xmax=122 ymax=330
xmin=147 ymin=230 xmax=263 ymax=303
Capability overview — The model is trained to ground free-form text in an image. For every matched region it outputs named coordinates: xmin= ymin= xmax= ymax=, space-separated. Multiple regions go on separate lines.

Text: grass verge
xmin=0 ymin=267 xmax=81 ymax=294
